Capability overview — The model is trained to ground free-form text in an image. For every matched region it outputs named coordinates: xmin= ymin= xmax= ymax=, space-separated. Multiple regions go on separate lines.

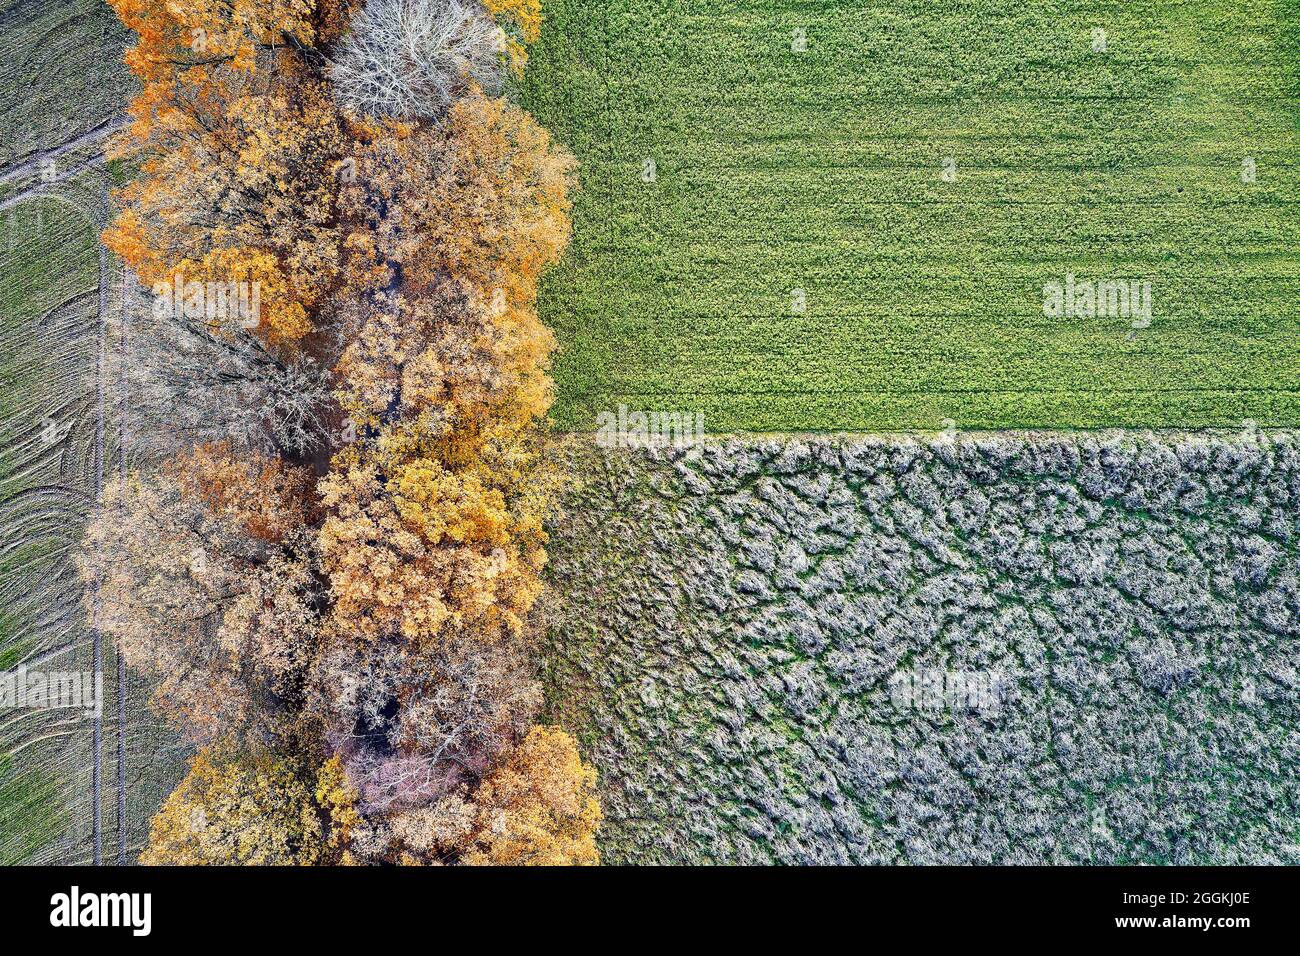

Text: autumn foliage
xmin=84 ymin=0 xmax=599 ymax=865
xmin=142 ymin=749 xmax=326 ymax=866
xmin=103 ymin=1 xmax=346 ymax=345
xmin=464 ymin=726 xmax=600 ymax=866
xmin=79 ymin=444 xmax=320 ymax=749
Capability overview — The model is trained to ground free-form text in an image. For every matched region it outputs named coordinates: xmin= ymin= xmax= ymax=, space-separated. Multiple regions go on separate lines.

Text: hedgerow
xmin=78 ymin=0 xmax=599 ymax=865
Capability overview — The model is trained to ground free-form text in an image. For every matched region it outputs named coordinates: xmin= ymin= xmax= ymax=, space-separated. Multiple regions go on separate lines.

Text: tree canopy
xmin=86 ymin=0 xmax=599 ymax=866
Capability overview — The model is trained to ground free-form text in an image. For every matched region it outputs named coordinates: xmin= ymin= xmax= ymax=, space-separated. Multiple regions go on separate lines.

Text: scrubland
xmin=544 ymin=432 xmax=1300 ymax=863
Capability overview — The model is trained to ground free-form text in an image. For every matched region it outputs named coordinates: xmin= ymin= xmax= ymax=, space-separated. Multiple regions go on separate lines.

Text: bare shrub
xmin=329 ymin=0 xmax=504 ymax=119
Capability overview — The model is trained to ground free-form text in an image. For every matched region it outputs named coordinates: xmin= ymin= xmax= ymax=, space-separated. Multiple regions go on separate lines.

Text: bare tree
xmin=313 ymin=633 xmax=540 ymax=813
xmin=328 ymin=0 xmax=505 ymax=119
xmin=118 ymin=276 xmax=332 ymax=459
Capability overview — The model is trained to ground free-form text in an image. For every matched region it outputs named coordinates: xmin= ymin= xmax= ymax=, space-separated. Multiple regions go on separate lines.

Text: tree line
xmin=79 ymin=0 xmax=600 ymax=865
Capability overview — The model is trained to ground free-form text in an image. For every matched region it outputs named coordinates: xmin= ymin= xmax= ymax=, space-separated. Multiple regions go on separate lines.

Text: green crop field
xmin=0 ymin=0 xmax=132 ymax=168
xmin=522 ymin=0 xmax=1300 ymax=432
xmin=0 ymin=0 xmax=180 ymax=865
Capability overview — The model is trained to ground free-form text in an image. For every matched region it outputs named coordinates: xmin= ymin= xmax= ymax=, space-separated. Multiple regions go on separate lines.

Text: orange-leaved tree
xmin=465 ymin=725 xmax=601 ymax=865
xmin=105 ymin=0 xmax=348 ymax=345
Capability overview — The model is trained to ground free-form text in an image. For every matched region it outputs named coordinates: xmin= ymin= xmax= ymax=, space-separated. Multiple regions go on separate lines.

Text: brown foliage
xmin=79 ymin=446 xmax=320 ymax=748
xmin=167 ymin=441 xmax=316 ymax=542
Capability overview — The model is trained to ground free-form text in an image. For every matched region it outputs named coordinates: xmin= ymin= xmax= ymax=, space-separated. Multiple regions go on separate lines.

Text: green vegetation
xmin=523 ymin=0 xmax=1300 ymax=431
xmin=0 ymin=188 xmax=185 ymax=865
xmin=0 ymin=0 xmax=132 ymax=167
xmin=0 ymin=754 xmax=64 ymax=865
xmin=0 ymin=197 xmax=101 ymax=865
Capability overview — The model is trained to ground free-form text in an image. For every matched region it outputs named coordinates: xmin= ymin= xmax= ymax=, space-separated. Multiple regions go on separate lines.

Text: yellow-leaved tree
xmin=465 ymin=726 xmax=601 ymax=866
xmin=142 ymin=750 xmax=325 ymax=866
